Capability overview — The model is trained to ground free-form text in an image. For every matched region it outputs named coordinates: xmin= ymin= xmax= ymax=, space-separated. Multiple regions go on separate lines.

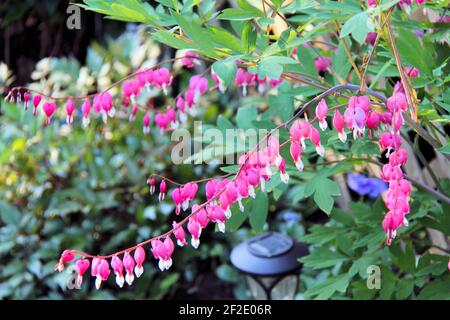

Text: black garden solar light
xmin=230 ymin=232 xmax=308 ymax=300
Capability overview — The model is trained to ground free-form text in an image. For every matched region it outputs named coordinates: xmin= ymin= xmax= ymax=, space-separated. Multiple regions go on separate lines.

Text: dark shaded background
xmin=0 ymin=0 xmax=124 ymax=86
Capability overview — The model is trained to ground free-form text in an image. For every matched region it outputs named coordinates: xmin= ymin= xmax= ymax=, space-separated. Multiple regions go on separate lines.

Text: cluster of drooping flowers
xmin=368 ymin=0 xmax=426 ymax=7
xmin=379 ymin=88 xmax=412 ymax=245
xmin=54 ymin=130 xmax=298 ymax=288
xmin=52 ymin=87 xmax=415 ymax=288
xmin=220 ymin=68 xmax=283 ymax=96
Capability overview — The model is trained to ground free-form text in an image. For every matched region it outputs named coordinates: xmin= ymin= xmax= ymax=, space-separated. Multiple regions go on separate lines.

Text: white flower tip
xmin=191 ymin=238 xmax=200 ymax=249
xmin=134 ymin=265 xmax=144 ymax=278
xmin=116 ymin=275 xmax=124 ymax=288
xmin=296 ymin=160 xmax=304 ymax=172
xmin=95 ymin=276 xmax=102 ymax=290
xmin=125 ymin=273 xmax=134 ymax=286
xmin=281 ymin=172 xmax=289 ymax=184
xmin=316 ymin=145 xmax=325 ymax=157
xmin=217 ymin=222 xmax=226 ymax=233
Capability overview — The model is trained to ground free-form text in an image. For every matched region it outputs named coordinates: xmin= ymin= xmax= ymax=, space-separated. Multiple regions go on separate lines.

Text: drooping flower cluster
xmin=379 ymin=89 xmax=412 ymax=245
xmin=368 ymin=0 xmax=426 ymax=7
xmin=230 ymin=68 xmax=283 ymax=96
xmin=52 ymin=87 xmax=415 ymax=288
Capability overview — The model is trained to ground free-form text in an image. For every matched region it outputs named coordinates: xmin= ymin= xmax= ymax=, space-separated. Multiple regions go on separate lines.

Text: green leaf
xmin=390 ymin=242 xmax=416 ymax=274
xmin=340 ymin=12 xmax=374 ymax=44
xmin=235 ymin=106 xmax=258 ymax=129
xmin=249 ymin=191 xmax=268 ymax=232
xmin=173 ymin=13 xmax=220 ymax=59
xmin=305 ymin=175 xmax=341 ymax=214
xmin=218 ymin=7 xmax=264 ymax=21
xmin=417 ymin=279 xmax=450 ymax=299
xmin=304 ymin=274 xmax=350 ymax=300
xmin=0 ymin=201 xmax=22 ymax=227
xmin=439 ymin=143 xmax=450 ymax=154
xmin=242 ymin=21 xmax=257 ymax=54
xmin=300 ymin=247 xmax=349 ymax=269
xmin=396 ymin=28 xmax=435 ymax=76
xmin=226 ymin=198 xmax=251 ymax=232
xmin=212 ymin=57 xmax=239 ymax=90
xmin=258 ymin=60 xmax=283 ymax=80
xmin=295 ymin=45 xmax=317 ymax=76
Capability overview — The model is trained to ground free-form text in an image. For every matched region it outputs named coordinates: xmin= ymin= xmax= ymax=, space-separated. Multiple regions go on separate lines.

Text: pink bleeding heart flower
xmin=314 ymin=56 xmax=331 ymax=73
xmin=65 ymin=98 xmax=75 ymax=125
xmin=159 ymin=180 xmax=167 ymax=202
xmin=309 ymin=126 xmax=325 ymax=157
xmin=100 ymin=91 xmax=115 ymax=122
xmin=344 ymin=105 xmax=366 ymax=139
xmin=151 ymin=237 xmax=174 ymax=271
xmin=176 ymin=96 xmax=187 ymax=123
xmin=95 ymin=259 xmax=110 ymax=289
xmin=278 ymin=157 xmax=289 ymax=184
xmin=42 ymin=102 xmax=57 ymax=126
xmin=143 ymin=113 xmax=151 ymax=135
xmin=243 ymin=168 xmax=260 ymax=198
xmin=387 ymin=92 xmax=407 ymax=114
xmin=367 ymin=0 xmax=377 ymax=7
xmin=315 ymin=99 xmax=329 ymax=131
xmin=81 ymin=98 xmax=92 ymax=128
xmin=111 ymin=255 xmax=125 ymax=288
xmin=235 ymin=68 xmax=256 ymax=96
xmin=123 ymin=252 xmax=135 ymax=285
xmin=382 ymin=211 xmax=403 ymax=245
xmin=193 ymin=204 xmax=209 ymax=228
xmin=55 ymin=249 xmax=74 ymax=272
xmin=75 ymin=258 xmax=90 ymax=288
xmin=172 ymin=188 xmax=183 ymax=215
xmin=153 ymin=68 xmax=173 ymax=95
xmin=380 ymin=164 xmax=403 ymax=182
xmin=208 ymin=205 xmax=226 ymax=233
xmin=181 ymin=182 xmax=198 ymax=211
xmin=405 ymin=66 xmax=420 ymax=78
xmin=205 ymin=180 xmax=218 ymax=201
xmin=166 ymin=107 xmax=178 ymax=129
xmin=133 ymin=246 xmax=145 ymax=278
xmin=181 ymin=51 xmax=200 ymax=68
xmin=379 ymin=132 xmax=402 ymax=156
xmin=172 ymin=221 xmax=187 ymax=247
xmin=148 ymin=177 xmax=156 ymax=195
xmin=290 ymin=141 xmax=304 ymax=171
xmin=332 ymin=110 xmax=347 ymax=143
xmin=349 ymin=96 xmax=371 ymax=114
xmin=121 ymin=81 xmax=133 ymax=100
xmin=235 ymin=179 xmax=249 ymax=212
xmin=91 ymin=257 xmax=101 ymax=278
xmin=23 ymin=92 xmax=30 ymax=110
xmin=389 ymin=148 xmax=408 ymax=166
xmin=365 ymin=32 xmax=377 ymax=46
xmin=129 ymin=105 xmax=139 ymax=122
xmin=155 ymin=112 xmax=170 ymax=135
xmin=33 ymin=95 xmax=42 ymax=116
xmin=268 ymin=135 xmax=282 ymax=167
xmin=366 ymin=112 xmax=380 ymax=130
xmin=187 ymin=216 xmax=202 ymax=248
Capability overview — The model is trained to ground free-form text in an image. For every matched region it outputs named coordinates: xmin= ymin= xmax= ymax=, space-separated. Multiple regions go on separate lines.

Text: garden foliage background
xmin=0 ymin=0 xmax=449 ymax=299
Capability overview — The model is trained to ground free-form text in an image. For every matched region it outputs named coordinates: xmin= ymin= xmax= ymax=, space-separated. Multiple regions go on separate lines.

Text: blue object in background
xmin=347 ymin=173 xmax=387 ymax=199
